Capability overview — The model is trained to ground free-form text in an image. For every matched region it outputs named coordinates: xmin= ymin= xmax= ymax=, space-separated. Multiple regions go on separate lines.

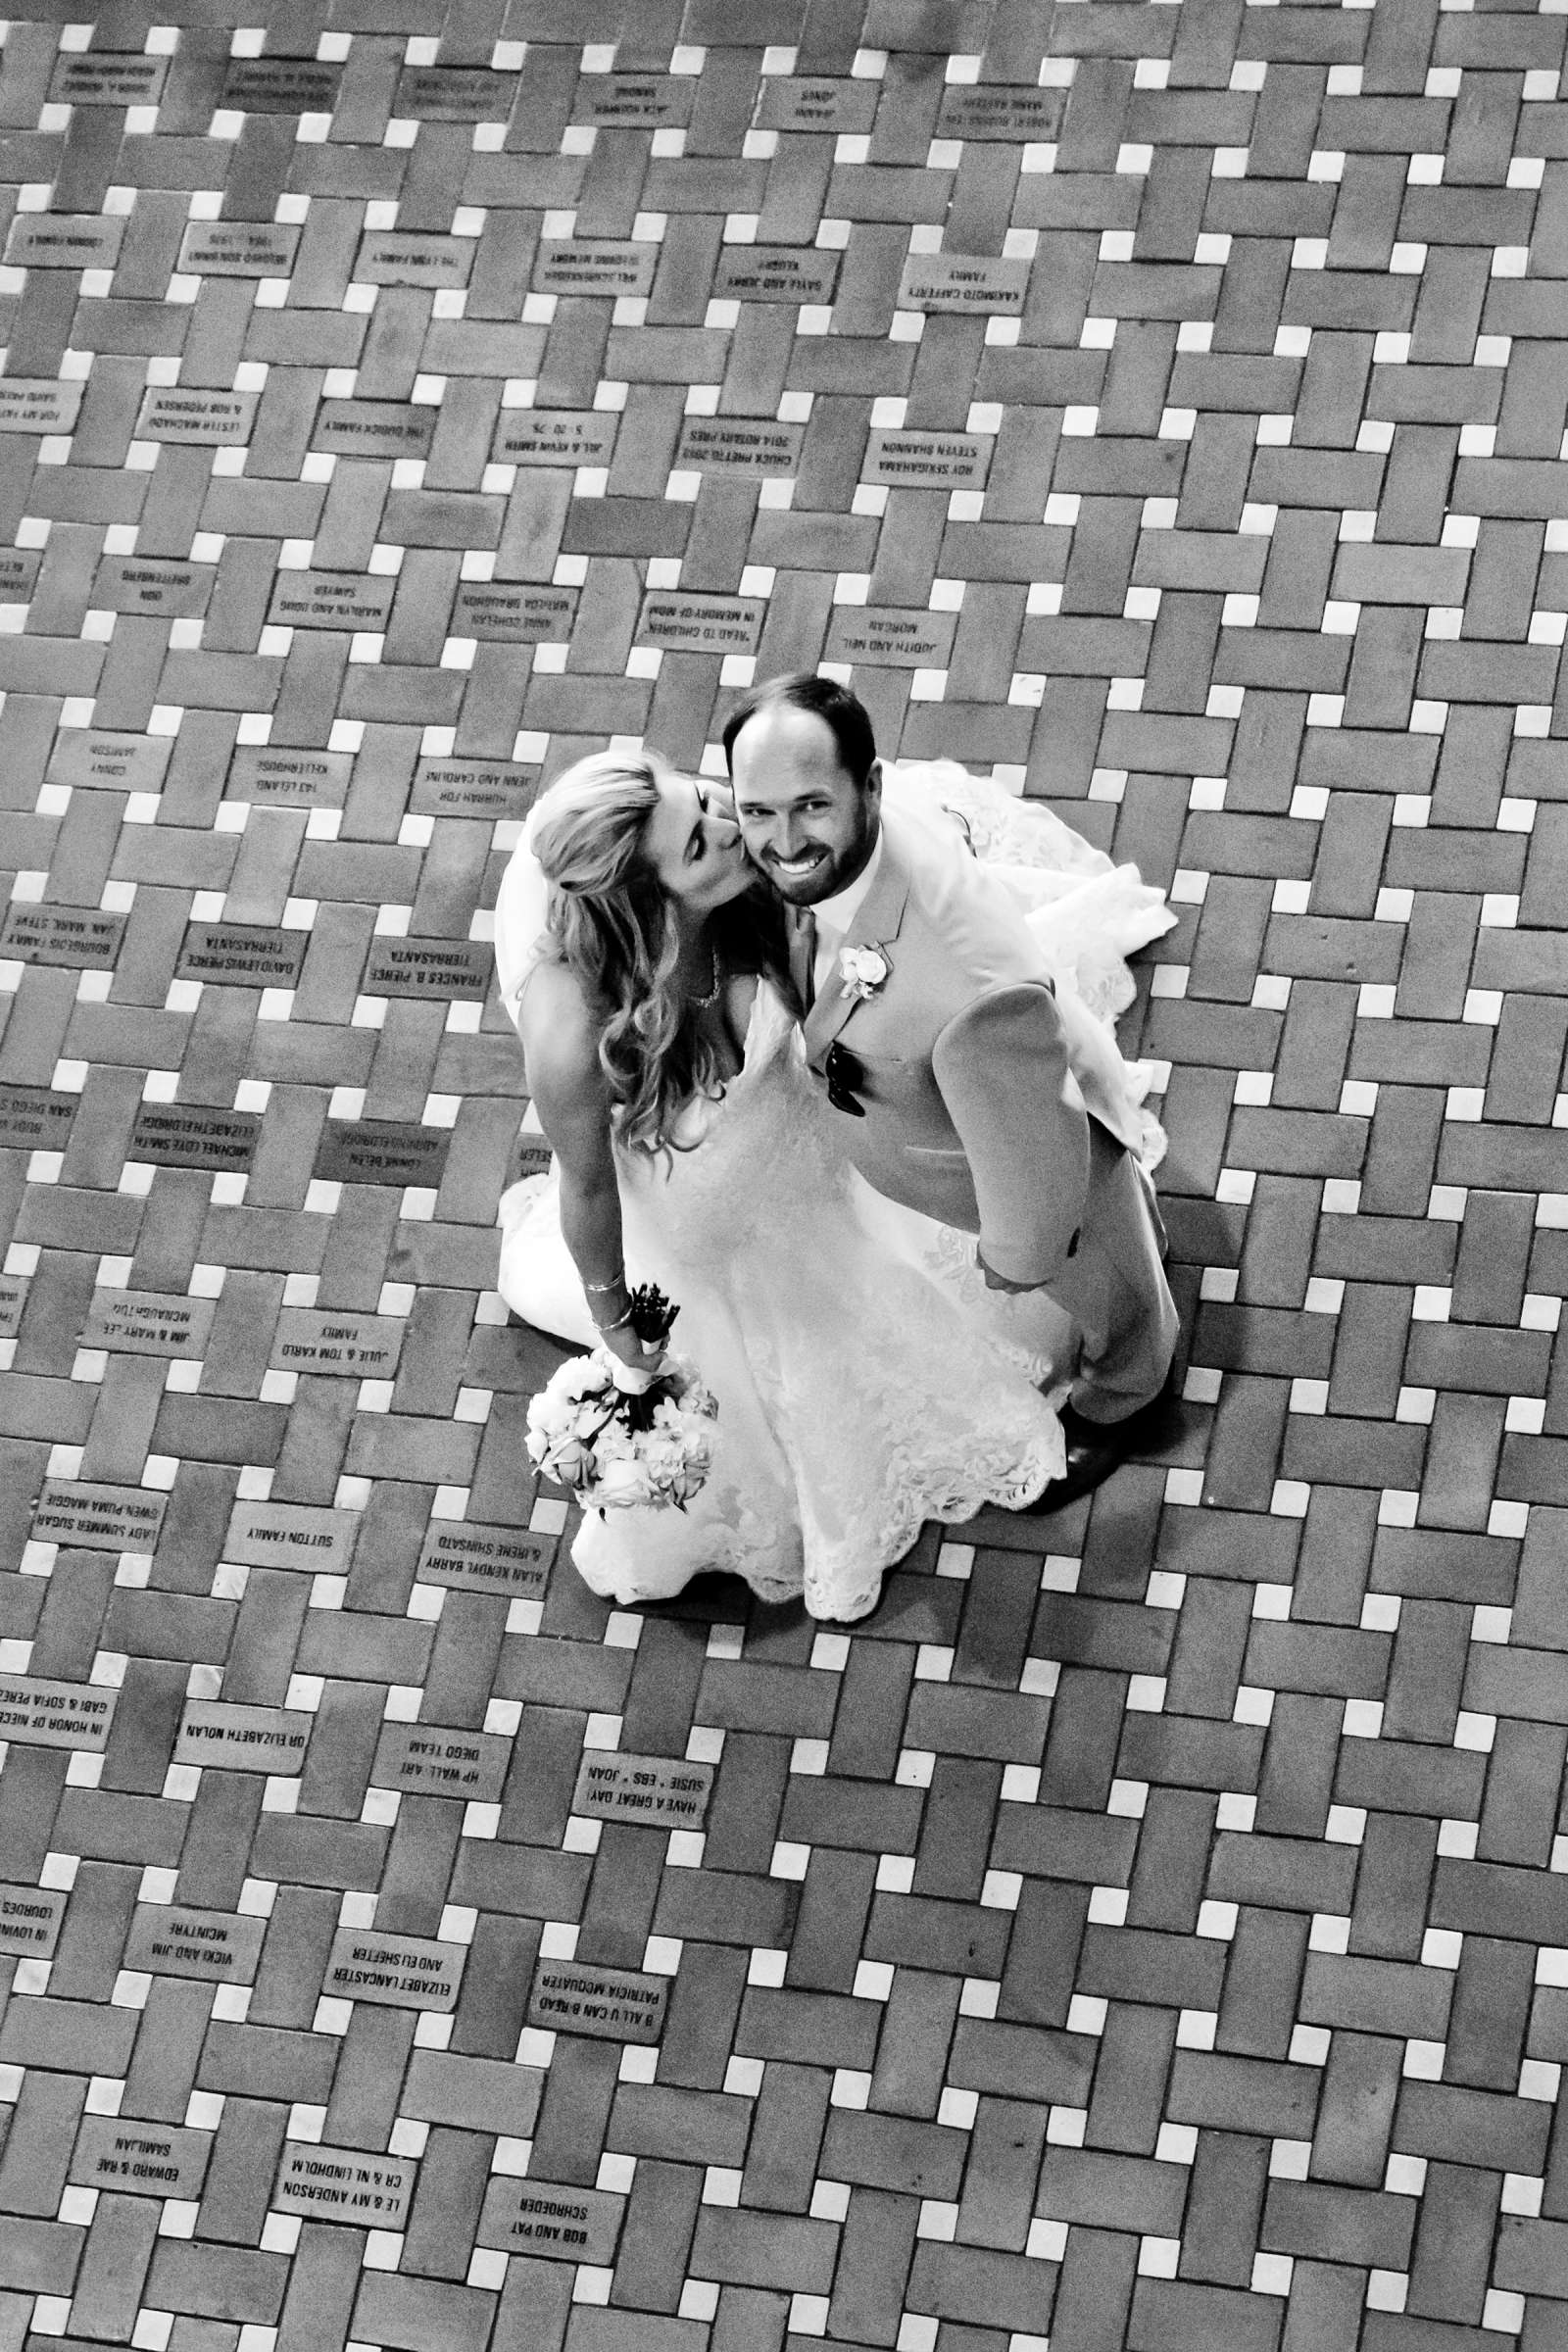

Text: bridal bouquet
xmin=525 ymin=1285 xmax=717 ymax=1513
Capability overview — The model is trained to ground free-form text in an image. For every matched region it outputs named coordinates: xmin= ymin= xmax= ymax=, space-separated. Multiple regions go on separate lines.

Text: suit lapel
xmin=802 ymin=829 xmax=910 ymax=1062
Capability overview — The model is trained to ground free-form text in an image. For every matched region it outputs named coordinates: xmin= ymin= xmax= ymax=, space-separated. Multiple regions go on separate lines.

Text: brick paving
xmin=0 ymin=1 xmax=1564 ymax=2345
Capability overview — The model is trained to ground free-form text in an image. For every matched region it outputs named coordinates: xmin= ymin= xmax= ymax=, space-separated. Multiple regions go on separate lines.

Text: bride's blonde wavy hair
xmin=530 ymin=749 xmax=780 ymax=1156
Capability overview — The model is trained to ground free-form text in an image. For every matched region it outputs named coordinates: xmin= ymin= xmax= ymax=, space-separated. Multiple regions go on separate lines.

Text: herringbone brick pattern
xmin=0 ymin=2 xmax=1564 ymax=2346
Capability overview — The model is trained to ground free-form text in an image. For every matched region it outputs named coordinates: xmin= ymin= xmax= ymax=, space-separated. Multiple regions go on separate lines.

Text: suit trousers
xmin=1047 ymin=1121 xmax=1179 ymax=1422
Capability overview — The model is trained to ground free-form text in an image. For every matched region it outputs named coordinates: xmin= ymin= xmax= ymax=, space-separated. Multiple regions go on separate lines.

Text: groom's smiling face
xmin=728 ymin=706 xmax=882 ymax=906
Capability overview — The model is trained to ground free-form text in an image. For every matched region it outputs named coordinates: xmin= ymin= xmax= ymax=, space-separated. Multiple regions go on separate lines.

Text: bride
xmin=493 ymin=743 xmax=1171 ymax=1623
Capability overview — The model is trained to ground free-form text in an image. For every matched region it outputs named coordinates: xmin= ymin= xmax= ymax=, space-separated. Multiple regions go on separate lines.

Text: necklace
xmin=689 ymin=946 xmax=723 ymax=1008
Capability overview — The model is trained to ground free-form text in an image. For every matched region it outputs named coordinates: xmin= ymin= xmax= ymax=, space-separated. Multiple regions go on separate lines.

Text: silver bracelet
xmin=583 ymin=1272 xmax=627 ymax=1295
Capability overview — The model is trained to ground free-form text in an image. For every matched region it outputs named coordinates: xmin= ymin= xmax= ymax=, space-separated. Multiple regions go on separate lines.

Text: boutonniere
xmin=838 ymin=943 xmax=891 ymax=1003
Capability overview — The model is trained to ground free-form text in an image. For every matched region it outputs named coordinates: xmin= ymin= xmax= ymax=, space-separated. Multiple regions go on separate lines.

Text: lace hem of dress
xmin=571 ymin=1426 xmax=1060 ymax=1623
xmin=802 ymin=1429 xmax=1059 ymax=1620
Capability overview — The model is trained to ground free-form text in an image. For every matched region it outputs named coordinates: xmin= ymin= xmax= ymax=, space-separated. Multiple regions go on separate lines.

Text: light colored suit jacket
xmin=798 ymin=800 xmax=1145 ymax=1288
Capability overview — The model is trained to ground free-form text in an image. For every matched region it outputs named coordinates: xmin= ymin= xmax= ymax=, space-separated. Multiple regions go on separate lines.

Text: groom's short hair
xmin=722 ymin=672 xmax=878 ymax=793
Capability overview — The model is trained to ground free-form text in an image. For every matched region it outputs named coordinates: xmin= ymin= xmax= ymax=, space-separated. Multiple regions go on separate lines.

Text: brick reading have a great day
xmin=571 ymin=1753 xmax=713 ymax=1828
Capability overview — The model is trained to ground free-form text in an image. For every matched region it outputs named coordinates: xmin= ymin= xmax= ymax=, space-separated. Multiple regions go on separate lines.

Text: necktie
xmin=813 ymin=914 xmax=840 ymax=1001
xmin=792 ymin=908 xmax=816 ymax=1013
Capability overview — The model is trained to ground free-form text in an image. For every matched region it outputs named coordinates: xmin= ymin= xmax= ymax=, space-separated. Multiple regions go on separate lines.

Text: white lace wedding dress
xmin=496 ymin=763 xmax=1174 ymax=1623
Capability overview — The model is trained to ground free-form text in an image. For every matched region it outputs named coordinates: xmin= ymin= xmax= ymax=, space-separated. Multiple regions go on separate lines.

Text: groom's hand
xmin=978 ymin=1249 xmax=1049 ymax=1295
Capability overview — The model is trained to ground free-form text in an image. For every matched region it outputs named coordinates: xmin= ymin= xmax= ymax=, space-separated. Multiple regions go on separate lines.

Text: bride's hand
xmin=599 ymin=1318 xmax=668 ymax=1389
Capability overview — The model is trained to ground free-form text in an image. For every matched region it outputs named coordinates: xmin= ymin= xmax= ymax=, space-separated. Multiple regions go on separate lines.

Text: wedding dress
xmin=495 ymin=763 xmax=1174 ymax=1622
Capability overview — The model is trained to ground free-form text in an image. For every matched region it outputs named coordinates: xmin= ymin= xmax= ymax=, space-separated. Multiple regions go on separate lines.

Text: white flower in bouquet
xmin=596 ymin=1456 xmax=653 ymax=1507
xmin=546 ymin=1437 xmax=595 ymax=1488
xmin=559 ymin=1356 xmax=613 ymax=1404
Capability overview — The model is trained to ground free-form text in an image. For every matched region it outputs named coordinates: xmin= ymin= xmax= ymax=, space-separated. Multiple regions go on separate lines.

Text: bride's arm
xmin=519 ymin=968 xmax=665 ymax=1379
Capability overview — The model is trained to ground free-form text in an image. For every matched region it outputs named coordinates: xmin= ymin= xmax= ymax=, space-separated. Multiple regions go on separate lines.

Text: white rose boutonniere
xmin=838 ymin=943 xmax=891 ymax=1003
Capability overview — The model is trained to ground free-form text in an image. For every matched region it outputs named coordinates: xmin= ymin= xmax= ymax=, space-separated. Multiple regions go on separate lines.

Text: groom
xmin=722 ymin=672 xmax=1179 ymax=1507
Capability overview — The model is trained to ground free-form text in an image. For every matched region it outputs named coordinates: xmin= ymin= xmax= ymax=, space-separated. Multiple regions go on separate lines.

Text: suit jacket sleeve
xmin=931 ymin=982 xmax=1093 ymax=1287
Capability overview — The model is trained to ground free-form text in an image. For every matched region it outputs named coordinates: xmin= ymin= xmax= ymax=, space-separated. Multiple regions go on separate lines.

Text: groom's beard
xmin=741 ymin=816 xmax=880 ymax=906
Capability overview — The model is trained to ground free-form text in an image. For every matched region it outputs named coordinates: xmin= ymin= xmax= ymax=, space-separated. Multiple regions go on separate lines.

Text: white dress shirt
xmin=811 ymin=827 xmax=885 ymax=997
